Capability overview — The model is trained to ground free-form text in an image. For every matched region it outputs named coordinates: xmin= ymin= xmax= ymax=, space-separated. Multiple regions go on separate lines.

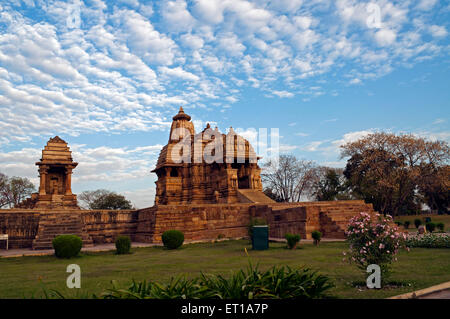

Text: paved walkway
xmin=389 ymin=281 xmax=450 ymax=299
xmin=0 ymin=238 xmax=345 ymax=258
xmin=0 ymin=242 xmax=159 ymax=258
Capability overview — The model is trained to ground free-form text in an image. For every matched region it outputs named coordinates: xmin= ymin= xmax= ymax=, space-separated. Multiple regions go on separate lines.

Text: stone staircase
xmin=319 ymin=203 xmax=377 ymax=239
xmin=237 ymin=189 xmax=275 ymax=204
xmin=32 ymin=212 xmax=93 ymax=250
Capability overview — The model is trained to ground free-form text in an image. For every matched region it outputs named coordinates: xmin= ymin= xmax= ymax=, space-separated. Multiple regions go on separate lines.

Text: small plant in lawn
xmin=311 ymin=231 xmax=322 ymax=246
xmin=414 ymin=219 xmax=422 ymax=229
xmin=395 ymin=221 xmax=403 ymax=227
xmin=115 ymin=236 xmax=131 ymax=254
xmin=403 ymin=221 xmax=410 ymax=229
xmin=424 ymin=217 xmax=432 ymax=223
xmin=344 ymin=212 xmax=407 ymax=284
xmin=436 ymin=222 xmax=445 ymax=232
xmin=52 ymin=235 xmax=82 ymax=259
xmin=425 ymin=222 xmax=436 ymax=233
xmin=162 ymin=230 xmax=184 ymax=249
xmin=285 ymin=233 xmax=300 ymax=249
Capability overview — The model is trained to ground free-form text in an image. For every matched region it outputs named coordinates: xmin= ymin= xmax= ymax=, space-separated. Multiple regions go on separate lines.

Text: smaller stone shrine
xmin=17 ymin=136 xmax=79 ymax=209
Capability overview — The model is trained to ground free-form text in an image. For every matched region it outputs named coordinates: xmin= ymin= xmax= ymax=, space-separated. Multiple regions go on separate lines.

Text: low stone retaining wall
xmin=0 ymin=210 xmax=40 ymax=249
xmin=0 ymin=200 xmax=376 ymax=249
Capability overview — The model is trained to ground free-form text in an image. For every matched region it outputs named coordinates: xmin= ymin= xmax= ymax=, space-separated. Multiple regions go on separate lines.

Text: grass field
xmin=0 ymin=240 xmax=449 ymax=299
xmin=394 ymin=214 xmax=450 ymax=232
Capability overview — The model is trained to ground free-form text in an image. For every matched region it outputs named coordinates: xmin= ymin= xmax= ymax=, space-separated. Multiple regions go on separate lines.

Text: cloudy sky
xmin=0 ymin=0 xmax=449 ymax=208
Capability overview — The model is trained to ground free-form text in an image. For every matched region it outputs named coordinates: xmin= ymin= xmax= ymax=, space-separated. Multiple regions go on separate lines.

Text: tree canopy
xmin=341 ymin=132 xmax=449 ymax=216
xmin=0 ymin=173 xmax=36 ymax=208
xmin=78 ymin=189 xmax=134 ymax=210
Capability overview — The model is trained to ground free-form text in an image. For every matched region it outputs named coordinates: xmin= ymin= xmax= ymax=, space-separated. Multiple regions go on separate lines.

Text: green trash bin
xmin=252 ymin=225 xmax=269 ymax=250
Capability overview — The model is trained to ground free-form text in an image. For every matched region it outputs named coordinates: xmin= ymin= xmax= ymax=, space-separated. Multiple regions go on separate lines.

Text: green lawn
xmin=0 ymin=240 xmax=449 ymax=299
xmin=395 ymin=214 xmax=450 ymax=232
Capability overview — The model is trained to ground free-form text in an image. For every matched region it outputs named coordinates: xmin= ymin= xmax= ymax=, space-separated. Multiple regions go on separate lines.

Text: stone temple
xmin=153 ymin=107 xmax=269 ymax=205
xmin=17 ymin=136 xmax=79 ymax=210
xmin=1 ymin=108 xmax=377 ymax=250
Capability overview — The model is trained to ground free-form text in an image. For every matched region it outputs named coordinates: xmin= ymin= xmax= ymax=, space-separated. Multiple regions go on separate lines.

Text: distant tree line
xmin=262 ymin=132 xmax=449 ymax=217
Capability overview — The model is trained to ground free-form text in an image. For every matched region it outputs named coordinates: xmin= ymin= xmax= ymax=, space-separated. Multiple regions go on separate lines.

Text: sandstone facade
xmin=153 ymin=107 xmax=270 ymax=205
xmin=16 ymin=136 xmax=79 ymax=210
xmin=0 ymin=200 xmax=375 ymax=249
xmin=0 ymin=110 xmax=379 ymax=250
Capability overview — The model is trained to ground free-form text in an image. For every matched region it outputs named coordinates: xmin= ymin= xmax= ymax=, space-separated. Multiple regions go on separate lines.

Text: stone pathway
xmin=0 ymin=238 xmax=345 ymax=258
xmin=0 ymin=242 xmax=159 ymax=258
xmin=389 ymin=281 xmax=450 ymax=299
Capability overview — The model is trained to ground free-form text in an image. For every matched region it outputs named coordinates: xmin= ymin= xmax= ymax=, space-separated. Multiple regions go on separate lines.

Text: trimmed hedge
xmin=162 ymin=230 xmax=184 ymax=249
xmin=414 ymin=219 xmax=422 ymax=228
xmin=115 ymin=236 xmax=131 ymax=254
xmin=52 ymin=235 xmax=82 ymax=259
xmin=426 ymin=222 xmax=436 ymax=233
xmin=312 ymin=230 xmax=322 ymax=244
xmin=285 ymin=233 xmax=300 ymax=249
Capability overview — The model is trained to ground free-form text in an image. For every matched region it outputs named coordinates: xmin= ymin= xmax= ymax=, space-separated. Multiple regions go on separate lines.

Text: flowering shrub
xmin=406 ymin=234 xmax=450 ymax=248
xmin=344 ymin=212 xmax=407 ymax=280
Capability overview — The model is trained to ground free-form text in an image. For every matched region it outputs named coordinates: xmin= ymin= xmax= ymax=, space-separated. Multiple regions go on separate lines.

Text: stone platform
xmin=0 ymin=200 xmax=375 ymax=250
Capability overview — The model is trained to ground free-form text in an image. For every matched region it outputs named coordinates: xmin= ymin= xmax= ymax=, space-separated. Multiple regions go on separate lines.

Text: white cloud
xmin=416 ymin=0 xmax=438 ymax=11
xmin=159 ymin=66 xmax=200 ymax=82
xmin=162 ymin=0 xmax=196 ymax=32
xmin=271 ymin=90 xmax=294 ymax=98
xmin=429 ymin=25 xmax=448 ymax=38
xmin=374 ymin=29 xmax=397 ymax=46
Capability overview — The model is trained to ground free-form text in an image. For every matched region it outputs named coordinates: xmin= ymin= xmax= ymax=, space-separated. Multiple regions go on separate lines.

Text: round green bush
xmin=425 ymin=217 xmax=432 ymax=223
xmin=162 ymin=230 xmax=184 ymax=249
xmin=52 ymin=235 xmax=82 ymax=259
xmin=311 ymin=230 xmax=322 ymax=242
xmin=285 ymin=233 xmax=300 ymax=249
xmin=436 ymin=222 xmax=445 ymax=232
xmin=426 ymin=222 xmax=436 ymax=233
xmin=395 ymin=221 xmax=403 ymax=226
xmin=115 ymin=235 xmax=131 ymax=254
xmin=403 ymin=221 xmax=410 ymax=229
xmin=414 ymin=219 xmax=422 ymax=228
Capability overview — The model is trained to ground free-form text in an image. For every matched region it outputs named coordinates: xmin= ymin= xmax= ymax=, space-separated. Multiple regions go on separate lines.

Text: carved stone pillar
xmin=65 ymin=167 xmax=73 ymax=195
xmin=38 ymin=166 xmax=48 ymax=195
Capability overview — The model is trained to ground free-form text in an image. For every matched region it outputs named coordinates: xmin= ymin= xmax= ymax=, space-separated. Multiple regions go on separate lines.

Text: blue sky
xmin=0 ymin=0 xmax=449 ymax=208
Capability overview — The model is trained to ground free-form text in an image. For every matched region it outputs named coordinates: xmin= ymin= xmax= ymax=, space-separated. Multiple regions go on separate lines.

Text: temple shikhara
xmin=153 ymin=107 xmax=267 ymax=205
xmin=2 ymin=108 xmax=377 ymax=250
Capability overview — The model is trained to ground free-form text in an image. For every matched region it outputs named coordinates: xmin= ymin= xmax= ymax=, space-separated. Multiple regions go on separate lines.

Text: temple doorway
xmin=238 ymin=176 xmax=250 ymax=189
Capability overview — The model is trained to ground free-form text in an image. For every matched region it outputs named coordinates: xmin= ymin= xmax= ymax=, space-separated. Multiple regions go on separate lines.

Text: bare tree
xmin=0 ymin=173 xmax=9 ymax=208
xmin=261 ymin=155 xmax=319 ymax=202
xmin=0 ymin=173 xmax=35 ymax=208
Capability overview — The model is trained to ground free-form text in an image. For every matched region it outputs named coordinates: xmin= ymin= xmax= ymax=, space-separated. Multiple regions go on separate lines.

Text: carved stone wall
xmin=0 ymin=200 xmax=376 ymax=249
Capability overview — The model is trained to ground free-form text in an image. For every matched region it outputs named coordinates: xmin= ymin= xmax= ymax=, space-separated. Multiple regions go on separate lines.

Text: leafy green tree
xmin=78 ymin=189 xmax=133 ymax=210
xmin=341 ymin=133 xmax=449 ymax=216
xmin=314 ymin=168 xmax=353 ymax=201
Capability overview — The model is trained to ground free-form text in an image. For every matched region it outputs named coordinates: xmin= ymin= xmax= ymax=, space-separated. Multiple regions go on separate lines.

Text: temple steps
xmin=237 ymin=189 xmax=276 ymax=204
xmin=32 ymin=212 xmax=93 ymax=250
